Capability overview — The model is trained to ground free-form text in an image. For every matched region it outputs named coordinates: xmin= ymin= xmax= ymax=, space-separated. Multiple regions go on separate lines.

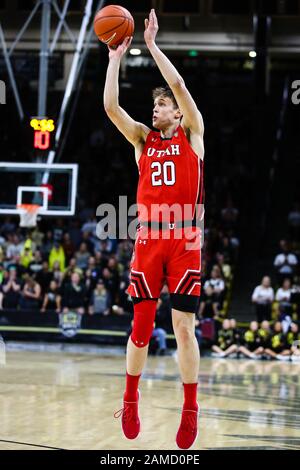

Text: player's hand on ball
xmin=108 ymin=36 xmax=132 ymax=60
xmin=144 ymin=8 xmax=158 ymax=46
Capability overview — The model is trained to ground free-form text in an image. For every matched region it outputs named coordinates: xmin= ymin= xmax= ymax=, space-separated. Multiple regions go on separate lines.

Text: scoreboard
xmin=30 ymin=118 xmax=55 ymax=150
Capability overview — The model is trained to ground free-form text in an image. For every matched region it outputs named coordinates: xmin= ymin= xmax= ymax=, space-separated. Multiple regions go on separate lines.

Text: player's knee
xmin=131 ymin=298 xmax=157 ymax=348
xmin=170 ymin=293 xmax=199 ymax=313
xmin=174 ymin=323 xmax=195 ymax=345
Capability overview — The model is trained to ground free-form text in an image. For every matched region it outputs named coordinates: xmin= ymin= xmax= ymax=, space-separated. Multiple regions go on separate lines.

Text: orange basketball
xmin=93 ymin=5 xmax=134 ymax=47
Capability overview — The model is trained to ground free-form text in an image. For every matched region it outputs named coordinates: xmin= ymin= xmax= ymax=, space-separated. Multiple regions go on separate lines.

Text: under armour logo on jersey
xmin=147 ymin=144 xmax=180 ymax=158
xmin=139 ymin=240 xmax=147 ymax=245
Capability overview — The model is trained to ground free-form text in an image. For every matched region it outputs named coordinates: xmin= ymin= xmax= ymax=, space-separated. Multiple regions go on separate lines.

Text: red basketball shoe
xmin=176 ymin=405 xmax=199 ymax=449
xmin=114 ymin=391 xmax=140 ymax=440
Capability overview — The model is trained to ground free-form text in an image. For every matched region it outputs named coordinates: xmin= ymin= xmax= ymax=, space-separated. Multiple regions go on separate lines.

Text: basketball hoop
xmin=17 ymin=204 xmax=40 ymax=227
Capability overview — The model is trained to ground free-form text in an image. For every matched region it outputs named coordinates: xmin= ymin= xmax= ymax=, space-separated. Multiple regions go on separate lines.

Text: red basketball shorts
xmin=127 ymin=225 xmax=201 ymax=299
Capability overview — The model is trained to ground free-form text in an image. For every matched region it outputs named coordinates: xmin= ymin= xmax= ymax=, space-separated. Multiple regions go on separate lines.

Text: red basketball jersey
xmin=137 ymin=125 xmax=204 ymax=223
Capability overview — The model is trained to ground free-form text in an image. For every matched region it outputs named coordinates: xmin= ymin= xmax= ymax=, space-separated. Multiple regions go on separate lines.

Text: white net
xmin=17 ymin=204 xmax=40 ymax=227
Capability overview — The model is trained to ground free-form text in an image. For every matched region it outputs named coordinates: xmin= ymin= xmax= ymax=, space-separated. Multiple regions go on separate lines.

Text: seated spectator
xmin=64 ymin=258 xmax=83 ymax=282
xmin=52 ymin=261 xmax=64 ymax=286
xmin=203 ymin=265 xmax=225 ymax=306
xmin=41 ymin=230 xmax=54 ymax=259
xmin=86 ymin=256 xmax=101 ymax=280
xmin=230 ymin=318 xmax=242 ymax=346
xmin=273 ymin=240 xmax=298 ymax=284
xmin=19 ymin=276 xmax=41 ymax=310
xmin=62 ymin=233 xmax=75 ymax=263
xmin=61 ymin=272 xmax=86 ymax=315
xmin=264 ymin=321 xmax=288 ymax=360
xmin=80 ymin=231 xmax=95 ymax=254
xmin=28 ymin=250 xmax=43 ymax=276
xmin=20 ymin=244 xmax=33 ymax=269
xmin=275 ymin=278 xmax=292 ymax=317
xmin=289 ymin=323 xmax=300 ymax=362
xmin=35 ymin=261 xmax=53 ymax=294
xmin=211 ymin=319 xmax=238 ymax=358
xmin=6 ymin=234 xmax=23 ymax=260
xmin=257 ymin=320 xmax=272 ymax=349
xmin=151 ymin=322 xmax=168 ymax=356
xmin=198 ymin=285 xmax=219 ymax=319
xmin=215 ymin=252 xmax=232 ymax=281
xmin=88 ymin=279 xmax=111 ymax=315
xmin=41 ymin=280 xmax=61 ymax=313
xmin=238 ymin=321 xmax=264 ymax=359
xmin=75 ymin=242 xmax=90 ymax=270
xmin=251 ymin=276 xmax=274 ymax=322
xmin=117 ymin=239 xmax=134 ymax=266
xmin=286 ymin=323 xmax=300 ymax=361
xmin=6 ymin=254 xmax=26 ymax=278
xmin=49 ymin=241 xmax=65 ymax=272
xmin=1 ymin=267 xmax=21 ymax=309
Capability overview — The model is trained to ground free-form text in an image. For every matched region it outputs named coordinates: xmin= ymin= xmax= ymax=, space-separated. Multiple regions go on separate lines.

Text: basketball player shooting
xmin=104 ymin=9 xmax=204 ymax=449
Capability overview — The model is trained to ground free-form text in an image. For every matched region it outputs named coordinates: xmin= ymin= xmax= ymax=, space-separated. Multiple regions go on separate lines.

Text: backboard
xmin=0 ymin=162 xmax=78 ymax=217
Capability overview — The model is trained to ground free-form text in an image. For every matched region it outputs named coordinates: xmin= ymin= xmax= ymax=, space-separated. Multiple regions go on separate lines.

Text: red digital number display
xmin=34 ymin=131 xmax=50 ymax=150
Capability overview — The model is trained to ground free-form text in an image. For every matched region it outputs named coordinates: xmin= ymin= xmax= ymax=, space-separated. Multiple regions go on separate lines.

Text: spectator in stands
xmin=151 ymin=321 xmax=168 ymax=356
xmin=264 ymin=321 xmax=288 ymax=360
xmin=275 ymin=278 xmax=292 ymax=313
xmin=28 ymin=250 xmax=43 ymax=276
xmin=62 ymin=232 xmax=75 ymax=263
xmin=5 ymin=234 xmax=23 ymax=260
xmin=221 ymin=198 xmax=239 ymax=230
xmin=80 ymin=232 xmax=94 ymax=254
xmin=52 ymin=261 xmax=64 ymax=286
xmin=230 ymin=318 xmax=242 ymax=347
xmin=251 ymin=276 xmax=274 ymax=322
xmin=211 ymin=319 xmax=238 ymax=358
xmin=257 ymin=320 xmax=272 ymax=349
xmin=20 ymin=276 xmax=41 ymax=310
xmin=86 ymin=256 xmax=101 ymax=280
xmin=238 ymin=321 xmax=264 ymax=359
xmin=273 ymin=240 xmax=298 ymax=284
xmin=41 ymin=280 xmax=61 ymax=313
xmin=36 ymin=260 xmax=53 ymax=294
xmin=1 ymin=267 xmax=21 ymax=309
xmin=49 ymin=241 xmax=65 ymax=272
xmin=218 ymin=236 xmax=234 ymax=265
xmin=64 ymin=257 xmax=83 ymax=281
xmin=75 ymin=242 xmax=90 ymax=270
xmin=215 ymin=252 xmax=231 ymax=282
xmin=288 ymin=202 xmax=300 ymax=241
xmin=117 ymin=239 xmax=134 ymax=266
xmin=198 ymin=285 xmax=219 ymax=319
xmin=204 ymin=265 xmax=225 ymax=306
xmin=89 ymin=278 xmax=111 ymax=315
xmin=20 ymin=241 xmax=33 ymax=269
xmin=61 ymin=272 xmax=86 ymax=315
xmin=289 ymin=323 xmax=300 ymax=362
xmin=285 ymin=323 xmax=300 ymax=362
xmin=41 ymin=230 xmax=54 ymax=258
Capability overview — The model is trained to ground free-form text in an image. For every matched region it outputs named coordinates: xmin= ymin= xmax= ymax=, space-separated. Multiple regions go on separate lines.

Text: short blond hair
xmin=152 ymin=85 xmax=179 ymax=109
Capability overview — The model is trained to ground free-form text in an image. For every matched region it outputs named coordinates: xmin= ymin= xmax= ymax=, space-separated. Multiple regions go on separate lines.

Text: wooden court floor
xmin=0 ymin=350 xmax=299 ymax=450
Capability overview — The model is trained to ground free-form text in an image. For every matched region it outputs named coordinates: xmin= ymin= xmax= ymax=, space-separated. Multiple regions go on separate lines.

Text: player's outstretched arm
xmin=144 ymin=9 xmax=204 ymax=136
xmin=103 ymin=37 xmax=150 ymax=147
